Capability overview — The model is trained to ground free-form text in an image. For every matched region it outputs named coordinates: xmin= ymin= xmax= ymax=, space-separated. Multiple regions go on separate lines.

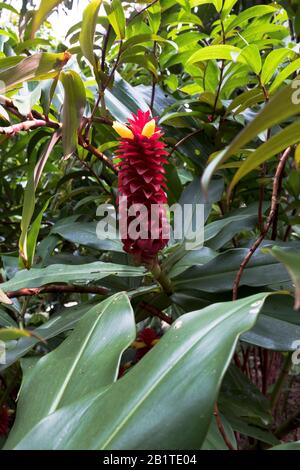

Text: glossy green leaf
xmin=228 ymin=120 xmax=300 ymax=196
xmin=0 ymin=261 xmax=145 ymax=292
xmin=172 ymin=248 xmax=290 ymax=292
xmin=0 ymin=328 xmax=32 ymax=341
xmin=0 ymin=302 xmax=98 ymax=371
xmin=262 ymin=246 xmax=300 ymax=309
xmin=104 ymin=0 xmax=125 ymax=40
xmin=261 ymin=48 xmax=295 ymax=85
xmin=79 ymin=0 xmax=102 ymax=67
xmin=0 ymin=52 xmax=71 ymax=93
xmin=9 ymin=293 xmax=270 ymax=450
xmin=269 ymin=58 xmax=300 ymax=94
xmin=187 ymin=45 xmax=241 ymax=66
xmin=0 ymin=307 xmax=16 ymax=327
xmin=202 ymin=78 xmax=300 ymax=192
xmin=5 ymin=293 xmax=135 ymax=449
xmin=30 ymin=1 xmax=63 ymax=38
xmin=60 ymin=70 xmax=86 ymax=159
xmin=271 ymin=442 xmax=300 ymax=450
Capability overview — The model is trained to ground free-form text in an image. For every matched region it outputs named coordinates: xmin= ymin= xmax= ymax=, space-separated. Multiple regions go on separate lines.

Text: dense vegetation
xmin=0 ymin=0 xmax=300 ymax=450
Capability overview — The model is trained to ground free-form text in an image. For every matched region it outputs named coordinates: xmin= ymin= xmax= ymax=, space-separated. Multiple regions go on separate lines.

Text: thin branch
xmin=6 ymin=284 xmax=109 ymax=298
xmin=232 ymin=147 xmax=291 ymax=300
xmin=214 ymin=403 xmax=236 ymax=450
xmin=0 ymin=119 xmax=60 ymax=136
xmin=128 ymin=0 xmax=160 ymax=24
xmin=139 ymin=301 xmax=173 ymax=325
xmin=169 ymin=128 xmax=203 ymax=157
xmin=78 ymin=134 xmax=117 ymax=173
xmin=103 ymin=40 xmax=123 ymax=90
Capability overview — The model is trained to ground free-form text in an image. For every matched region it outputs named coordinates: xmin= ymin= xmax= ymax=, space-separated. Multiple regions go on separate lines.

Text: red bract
xmin=114 ymin=110 xmax=169 ymax=266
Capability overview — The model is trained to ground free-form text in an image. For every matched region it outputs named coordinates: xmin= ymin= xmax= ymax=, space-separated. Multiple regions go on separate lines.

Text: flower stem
xmin=151 ymin=262 xmax=173 ymax=296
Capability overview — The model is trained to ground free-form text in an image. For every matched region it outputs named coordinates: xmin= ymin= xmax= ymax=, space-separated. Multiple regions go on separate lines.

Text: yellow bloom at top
xmin=113 ymin=121 xmax=134 ymax=139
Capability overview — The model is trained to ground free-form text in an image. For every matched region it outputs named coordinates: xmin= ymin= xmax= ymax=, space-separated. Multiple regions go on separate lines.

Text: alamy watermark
xmin=292 ymin=340 xmax=300 ymax=365
xmin=96 ymin=198 xmax=205 ymax=250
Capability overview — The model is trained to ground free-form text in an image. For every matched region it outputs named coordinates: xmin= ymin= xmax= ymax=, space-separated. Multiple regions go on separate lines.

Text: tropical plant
xmin=0 ymin=0 xmax=300 ymax=451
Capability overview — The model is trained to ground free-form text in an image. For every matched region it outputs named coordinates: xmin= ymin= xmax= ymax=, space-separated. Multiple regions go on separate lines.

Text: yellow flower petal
xmin=141 ymin=119 xmax=156 ymax=138
xmin=112 ymin=121 xmax=134 ymax=139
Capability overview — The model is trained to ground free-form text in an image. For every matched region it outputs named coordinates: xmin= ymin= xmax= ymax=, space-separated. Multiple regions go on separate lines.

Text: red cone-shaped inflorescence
xmin=114 ymin=110 xmax=169 ymax=266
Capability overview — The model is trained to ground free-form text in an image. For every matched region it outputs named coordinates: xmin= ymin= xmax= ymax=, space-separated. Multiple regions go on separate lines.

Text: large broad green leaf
xmin=202 ymin=78 xmax=300 ymax=192
xmin=262 ymin=246 xmax=300 ymax=309
xmin=0 ymin=52 xmax=71 ymax=93
xmin=60 ymin=71 xmax=86 ymax=159
xmin=172 ymin=248 xmax=290 ymax=291
xmin=5 ymin=293 xmax=135 ymax=449
xmin=52 ymin=221 xmax=123 ymax=252
xmin=187 ymin=45 xmax=241 ymax=66
xmin=79 ymin=0 xmax=102 ymax=68
xmin=204 ymin=205 xmax=258 ymax=250
xmin=0 ymin=261 xmax=145 ymax=292
xmin=271 ymin=442 xmax=300 ymax=450
xmin=8 ymin=293 xmax=270 ymax=450
xmin=30 ymin=1 xmax=64 ymax=39
xmin=242 ymin=293 xmax=300 ymax=351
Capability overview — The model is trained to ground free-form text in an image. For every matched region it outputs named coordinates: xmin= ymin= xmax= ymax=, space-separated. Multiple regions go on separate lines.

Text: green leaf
xmin=19 ymin=166 xmax=36 ymax=267
xmin=0 ymin=52 xmax=71 ymax=93
xmin=5 ymin=293 xmax=135 ymax=449
xmin=269 ymin=58 xmax=300 ymax=94
xmin=228 ymin=120 xmax=300 ymax=195
xmin=60 ymin=70 xmax=86 ymax=159
xmin=225 ymin=5 xmax=279 ymax=33
xmin=79 ymin=0 xmax=102 ymax=68
xmin=9 ymin=293 xmax=270 ymax=450
xmin=0 ymin=307 xmax=16 ymax=327
xmin=52 ymin=221 xmax=123 ymax=252
xmin=104 ymin=0 xmax=126 ymax=40
xmin=262 ymin=246 xmax=300 ymax=309
xmin=0 ymin=2 xmax=19 ymax=14
xmin=187 ymin=45 xmax=241 ymax=66
xmin=0 ymin=302 xmax=97 ymax=371
xmin=261 ymin=48 xmax=295 ymax=85
xmin=147 ymin=1 xmax=161 ymax=34
xmin=0 ymin=262 xmax=145 ymax=293
xmin=270 ymin=442 xmax=300 ymax=450
xmin=172 ymin=248 xmax=290 ymax=291
xmin=239 ymin=44 xmax=262 ymax=75
xmin=30 ymin=1 xmax=64 ymax=38
xmin=201 ymin=414 xmax=237 ymax=450
xmin=26 ymin=198 xmax=51 ymax=267
xmin=0 ymin=328 xmax=32 ymax=341
xmin=202 ymin=78 xmax=300 ymax=192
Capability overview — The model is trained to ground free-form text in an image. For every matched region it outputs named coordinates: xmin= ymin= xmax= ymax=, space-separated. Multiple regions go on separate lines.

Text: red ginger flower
xmin=113 ymin=110 xmax=169 ymax=266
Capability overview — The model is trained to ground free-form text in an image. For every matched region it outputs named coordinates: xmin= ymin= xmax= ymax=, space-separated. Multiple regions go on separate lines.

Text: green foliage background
xmin=0 ymin=0 xmax=300 ymax=450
